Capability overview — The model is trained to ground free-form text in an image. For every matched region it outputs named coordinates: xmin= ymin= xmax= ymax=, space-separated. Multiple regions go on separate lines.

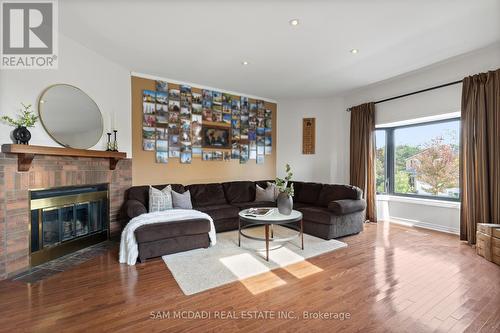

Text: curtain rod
xmin=346 ymin=79 xmax=462 ymax=112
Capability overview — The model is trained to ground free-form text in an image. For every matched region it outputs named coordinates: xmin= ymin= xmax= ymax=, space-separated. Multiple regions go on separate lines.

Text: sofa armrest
xmin=352 ymin=186 xmax=363 ymax=200
xmin=328 ymin=199 xmax=366 ymax=215
xmin=124 ymin=199 xmax=147 ymax=220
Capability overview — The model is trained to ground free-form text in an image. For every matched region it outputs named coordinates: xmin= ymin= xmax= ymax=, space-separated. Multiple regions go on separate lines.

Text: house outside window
xmin=375 ymin=118 xmax=460 ymax=201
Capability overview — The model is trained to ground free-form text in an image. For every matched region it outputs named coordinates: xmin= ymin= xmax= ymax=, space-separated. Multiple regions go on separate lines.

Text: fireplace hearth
xmin=30 ymin=184 xmax=109 ymax=266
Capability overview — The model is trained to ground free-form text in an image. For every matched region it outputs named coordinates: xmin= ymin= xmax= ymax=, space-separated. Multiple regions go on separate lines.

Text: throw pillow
xmin=171 ymin=189 xmax=193 ymax=209
xmin=267 ymin=182 xmax=280 ymax=200
xmin=255 ymin=184 xmax=275 ymax=202
xmin=149 ymin=185 xmax=173 ymax=212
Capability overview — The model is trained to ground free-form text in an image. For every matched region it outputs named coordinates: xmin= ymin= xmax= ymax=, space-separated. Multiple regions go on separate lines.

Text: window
xmin=375 ymin=118 xmax=460 ymax=201
xmin=375 ymin=130 xmax=386 ymax=193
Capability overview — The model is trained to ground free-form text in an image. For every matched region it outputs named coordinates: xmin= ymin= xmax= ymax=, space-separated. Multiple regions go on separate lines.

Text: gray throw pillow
xmin=267 ymin=182 xmax=280 ymax=200
xmin=149 ymin=185 xmax=173 ymax=212
xmin=255 ymin=184 xmax=276 ymax=202
xmin=171 ymin=190 xmax=193 ymax=209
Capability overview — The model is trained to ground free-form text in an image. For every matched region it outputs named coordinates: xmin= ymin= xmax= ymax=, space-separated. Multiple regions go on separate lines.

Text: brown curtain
xmin=349 ymin=102 xmax=377 ymax=222
xmin=460 ymin=69 xmax=500 ymax=244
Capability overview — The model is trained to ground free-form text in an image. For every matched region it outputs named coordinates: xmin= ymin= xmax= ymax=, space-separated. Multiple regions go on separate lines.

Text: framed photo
xmin=156 ymin=81 xmax=168 ymax=92
xmin=156 ymin=139 xmax=169 ymax=152
xmin=213 ymin=151 xmax=223 ymax=161
xmin=168 ymin=100 xmax=180 ymax=112
xmin=143 ymin=90 xmax=156 ymax=103
xmin=240 ymin=144 xmax=249 ymax=164
xmin=169 ymin=147 xmax=180 ymax=158
xmin=156 ymin=127 xmax=168 ymax=140
xmin=156 ymin=91 xmax=168 ymax=104
xmin=180 ymin=145 xmax=192 ymax=164
xmin=202 ymin=89 xmax=212 ymax=100
xmin=180 ymin=84 xmax=192 ymax=95
xmin=143 ymin=115 xmax=156 ymax=127
xmin=156 ymin=151 xmax=169 ymax=164
xmin=231 ymin=142 xmax=240 ymax=159
xmin=143 ymin=127 xmax=156 ymax=139
xmin=143 ymin=139 xmax=155 ymax=151
xmin=202 ymin=126 xmax=230 ymax=148
xmin=192 ymin=92 xmax=202 ymax=104
xmin=212 ymin=91 xmax=222 ymax=105
xmin=202 ymin=151 xmax=213 ymax=161
xmin=169 ymin=88 xmax=180 ymax=100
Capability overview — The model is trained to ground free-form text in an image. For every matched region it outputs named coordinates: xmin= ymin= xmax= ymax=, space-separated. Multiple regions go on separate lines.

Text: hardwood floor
xmin=0 ymin=222 xmax=499 ymax=332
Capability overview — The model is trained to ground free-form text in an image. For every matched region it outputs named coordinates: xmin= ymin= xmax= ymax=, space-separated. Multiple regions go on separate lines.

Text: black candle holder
xmin=112 ymin=130 xmax=118 ymax=152
xmin=106 ymin=132 xmax=112 ymax=151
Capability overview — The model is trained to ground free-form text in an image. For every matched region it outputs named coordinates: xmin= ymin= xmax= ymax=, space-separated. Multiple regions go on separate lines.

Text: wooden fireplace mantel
xmin=1 ymin=144 xmax=127 ymax=172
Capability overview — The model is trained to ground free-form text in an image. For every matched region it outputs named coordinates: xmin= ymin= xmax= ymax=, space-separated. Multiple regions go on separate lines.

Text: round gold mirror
xmin=38 ymin=84 xmax=104 ymax=149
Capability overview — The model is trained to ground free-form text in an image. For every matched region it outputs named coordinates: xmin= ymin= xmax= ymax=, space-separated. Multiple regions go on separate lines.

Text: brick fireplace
xmin=0 ymin=153 xmax=132 ymax=280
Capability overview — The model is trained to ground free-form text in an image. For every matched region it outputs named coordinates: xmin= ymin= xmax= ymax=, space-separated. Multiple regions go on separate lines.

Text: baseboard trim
xmin=389 ymin=217 xmax=460 ymax=235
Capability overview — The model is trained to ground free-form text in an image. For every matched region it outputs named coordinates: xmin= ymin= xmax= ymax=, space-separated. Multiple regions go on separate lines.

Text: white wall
xmin=344 ymin=42 xmax=500 ymax=110
xmin=377 ymin=196 xmax=460 ymax=234
xmin=0 ymin=34 xmax=132 ymax=156
xmin=342 ymin=43 xmax=500 ymax=234
xmin=276 ymin=97 xmax=348 ymax=184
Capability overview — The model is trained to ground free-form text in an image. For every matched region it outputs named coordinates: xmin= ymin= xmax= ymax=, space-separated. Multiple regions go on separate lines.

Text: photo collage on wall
xmin=142 ymin=80 xmax=272 ymax=165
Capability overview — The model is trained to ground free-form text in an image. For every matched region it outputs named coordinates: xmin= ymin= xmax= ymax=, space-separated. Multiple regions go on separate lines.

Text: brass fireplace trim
xmin=30 ymin=231 xmax=108 ymax=267
xmin=29 ymin=188 xmax=110 ymax=267
xmin=30 ymin=191 xmax=108 ymax=210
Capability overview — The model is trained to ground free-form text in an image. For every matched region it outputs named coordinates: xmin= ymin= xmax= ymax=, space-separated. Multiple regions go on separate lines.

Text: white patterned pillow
xmin=149 ymin=185 xmax=173 ymax=212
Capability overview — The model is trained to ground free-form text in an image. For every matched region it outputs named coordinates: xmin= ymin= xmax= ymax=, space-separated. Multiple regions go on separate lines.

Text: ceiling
xmin=60 ymin=0 xmax=500 ymax=99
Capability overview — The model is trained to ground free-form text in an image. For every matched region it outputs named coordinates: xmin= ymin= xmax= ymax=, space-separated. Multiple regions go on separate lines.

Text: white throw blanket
xmin=119 ymin=209 xmax=216 ymax=265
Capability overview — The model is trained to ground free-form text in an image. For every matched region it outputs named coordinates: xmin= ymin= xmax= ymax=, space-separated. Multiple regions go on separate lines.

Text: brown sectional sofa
xmin=122 ymin=180 xmax=366 ymax=262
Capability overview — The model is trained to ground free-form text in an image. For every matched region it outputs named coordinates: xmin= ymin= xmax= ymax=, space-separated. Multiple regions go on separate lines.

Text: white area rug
xmin=162 ymin=226 xmax=347 ymax=295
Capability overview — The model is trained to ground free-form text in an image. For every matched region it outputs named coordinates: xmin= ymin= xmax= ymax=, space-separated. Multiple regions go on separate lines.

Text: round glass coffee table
xmin=238 ymin=208 xmax=303 ymax=261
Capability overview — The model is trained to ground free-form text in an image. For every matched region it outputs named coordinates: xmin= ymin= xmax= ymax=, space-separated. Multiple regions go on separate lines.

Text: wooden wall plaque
xmin=302 ymin=118 xmax=315 ymax=154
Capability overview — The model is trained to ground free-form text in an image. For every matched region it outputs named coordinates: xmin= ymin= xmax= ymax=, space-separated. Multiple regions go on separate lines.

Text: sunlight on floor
xmin=257 ymin=246 xmax=305 ymax=267
xmin=240 ymin=272 xmax=287 ymax=295
xmin=219 ymin=253 xmax=269 ymax=279
xmin=283 ymin=260 xmax=323 ymax=279
xmin=219 ymin=253 xmax=289 ymax=295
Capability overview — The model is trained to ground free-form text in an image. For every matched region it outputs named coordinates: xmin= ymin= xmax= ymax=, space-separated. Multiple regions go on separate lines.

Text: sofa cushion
xmin=231 ymin=201 xmax=276 ymax=210
xmin=317 ymin=185 xmax=363 ymax=207
xmin=124 ymin=199 xmax=147 ymax=220
xmin=222 ymin=181 xmax=256 ymax=203
xmin=293 ymin=202 xmax=312 ymax=210
xmin=295 ymin=182 xmax=323 ymax=204
xmin=187 ymin=183 xmax=227 ymax=207
xmin=134 ymin=219 xmax=210 ymax=243
xmin=328 ymin=199 xmax=366 ymax=215
xmin=196 ymin=204 xmax=239 ymax=221
xmin=128 ymin=184 xmax=185 ymax=208
xmin=297 ymin=206 xmax=334 ymax=225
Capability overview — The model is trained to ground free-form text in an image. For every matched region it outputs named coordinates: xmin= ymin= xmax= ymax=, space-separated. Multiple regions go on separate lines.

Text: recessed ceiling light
xmin=289 ymin=19 xmax=299 ymax=26
xmin=40 ymin=100 xmax=45 ymax=104
xmin=350 ymin=49 xmax=359 ymax=54
xmin=241 ymin=61 xmax=249 ymax=65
